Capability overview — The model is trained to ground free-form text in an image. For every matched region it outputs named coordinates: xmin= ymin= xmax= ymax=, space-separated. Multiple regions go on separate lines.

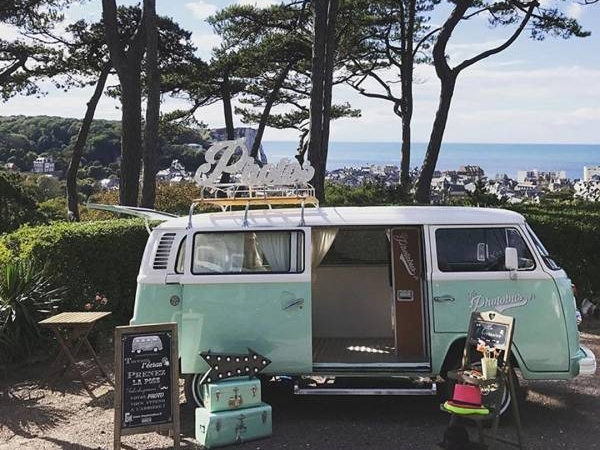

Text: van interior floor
xmin=313 ymin=337 xmax=398 ymax=364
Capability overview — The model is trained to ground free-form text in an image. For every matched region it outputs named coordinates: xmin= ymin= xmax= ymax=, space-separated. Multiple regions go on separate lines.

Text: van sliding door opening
xmin=311 ymin=226 xmax=428 ymax=367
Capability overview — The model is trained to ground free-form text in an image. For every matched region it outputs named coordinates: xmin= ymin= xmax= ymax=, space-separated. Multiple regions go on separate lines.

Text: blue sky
xmin=0 ymin=0 xmax=599 ymax=144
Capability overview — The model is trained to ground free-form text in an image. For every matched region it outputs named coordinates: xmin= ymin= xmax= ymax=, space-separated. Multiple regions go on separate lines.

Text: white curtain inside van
xmin=257 ymin=232 xmax=291 ymax=272
xmin=312 ymin=228 xmax=338 ymax=268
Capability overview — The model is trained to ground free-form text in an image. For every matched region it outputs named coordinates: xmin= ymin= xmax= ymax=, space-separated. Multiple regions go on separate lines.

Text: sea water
xmin=263 ymin=141 xmax=600 ymax=180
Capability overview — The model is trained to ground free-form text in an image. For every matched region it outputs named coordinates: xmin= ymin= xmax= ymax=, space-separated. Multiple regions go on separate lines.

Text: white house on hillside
xmin=32 ymin=156 xmax=55 ymax=173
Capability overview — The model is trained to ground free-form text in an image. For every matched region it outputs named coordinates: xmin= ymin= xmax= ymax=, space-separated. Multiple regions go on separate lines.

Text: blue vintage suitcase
xmin=201 ymin=378 xmax=262 ymax=413
xmin=195 ymin=403 xmax=272 ymax=448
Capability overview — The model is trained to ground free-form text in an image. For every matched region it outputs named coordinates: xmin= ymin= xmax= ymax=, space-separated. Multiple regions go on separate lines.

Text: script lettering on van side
xmin=393 ymin=233 xmax=418 ymax=281
xmin=194 ymin=139 xmax=315 ymax=187
xmin=468 ymin=290 xmax=533 ymax=312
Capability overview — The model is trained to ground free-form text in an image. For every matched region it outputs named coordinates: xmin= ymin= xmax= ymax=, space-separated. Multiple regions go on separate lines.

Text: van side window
xmin=192 ymin=231 xmax=304 ymax=274
xmin=436 ymin=228 xmax=535 ymax=272
xmin=175 ymin=237 xmax=186 ymax=274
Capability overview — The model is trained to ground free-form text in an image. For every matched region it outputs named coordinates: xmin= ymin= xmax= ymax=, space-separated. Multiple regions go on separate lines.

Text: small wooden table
xmin=40 ymin=312 xmax=114 ymax=398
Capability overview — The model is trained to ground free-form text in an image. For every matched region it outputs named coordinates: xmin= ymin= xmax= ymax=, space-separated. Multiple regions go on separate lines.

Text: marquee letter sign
xmin=193 ymin=139 xmax=315 ymax=187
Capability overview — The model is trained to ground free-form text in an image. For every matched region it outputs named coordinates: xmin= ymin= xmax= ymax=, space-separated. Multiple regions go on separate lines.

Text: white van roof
xmin=156 ymin=206 xmax=525 ymax=230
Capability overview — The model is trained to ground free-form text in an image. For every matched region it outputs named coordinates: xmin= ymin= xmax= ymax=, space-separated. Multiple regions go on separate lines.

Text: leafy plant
xmin=0 ymin=260 xmax=64 ymax=364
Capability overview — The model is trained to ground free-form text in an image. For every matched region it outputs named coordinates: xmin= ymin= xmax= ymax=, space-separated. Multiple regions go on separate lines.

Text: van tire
xmin=184 ymin=374 xmax=204 ymax=409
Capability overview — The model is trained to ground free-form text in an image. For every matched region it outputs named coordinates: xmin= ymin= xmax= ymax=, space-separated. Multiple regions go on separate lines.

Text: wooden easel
xmin=443 ymin=311 xmax=524 ymax=449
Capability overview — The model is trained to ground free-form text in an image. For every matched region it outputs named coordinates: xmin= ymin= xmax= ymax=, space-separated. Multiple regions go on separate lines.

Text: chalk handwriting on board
xmin=472 ymin=321 xmax=509 ymax=348
xmin=121 ymin=332 xmax=172 ymax=428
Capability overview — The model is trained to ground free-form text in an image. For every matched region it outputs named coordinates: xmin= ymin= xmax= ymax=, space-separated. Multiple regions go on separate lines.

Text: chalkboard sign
xmin=472 ymin=320 xmax=509 ymax=348
xmin=114 ymin=323 xmax=180 ymax=449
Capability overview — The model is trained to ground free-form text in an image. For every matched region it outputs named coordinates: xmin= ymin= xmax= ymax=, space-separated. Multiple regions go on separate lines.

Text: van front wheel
xmin=184 ymin=374 xmax=204 ymax=408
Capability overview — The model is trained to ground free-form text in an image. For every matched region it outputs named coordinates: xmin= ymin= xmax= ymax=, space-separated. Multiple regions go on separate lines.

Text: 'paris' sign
xmin=194 ymin=139 xmax=315 ymax=187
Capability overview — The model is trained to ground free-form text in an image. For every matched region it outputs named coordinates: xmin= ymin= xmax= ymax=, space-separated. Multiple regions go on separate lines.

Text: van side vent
xmin=153 ymin=233 xmax=176 ymax=270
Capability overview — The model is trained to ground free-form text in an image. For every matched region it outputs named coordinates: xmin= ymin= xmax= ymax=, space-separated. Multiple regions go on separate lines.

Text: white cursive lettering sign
xmin=194 ymin=139 xmax=315 ymax=187
xmin=468 ymin=290 xmax=533 ymax=312
xmin=394 ymin=233 xmax=418 ymax=281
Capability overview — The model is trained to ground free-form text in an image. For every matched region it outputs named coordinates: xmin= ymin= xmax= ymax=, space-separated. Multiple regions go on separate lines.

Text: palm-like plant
xmin=0 ymin=260 xmax=64 ymax=364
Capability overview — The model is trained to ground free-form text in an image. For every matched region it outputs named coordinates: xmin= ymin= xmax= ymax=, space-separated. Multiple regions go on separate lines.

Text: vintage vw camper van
xmin=126 ymin=204 xmax=595 ymax=405
xmin=97 ymin=139 xmax=594 ymax=409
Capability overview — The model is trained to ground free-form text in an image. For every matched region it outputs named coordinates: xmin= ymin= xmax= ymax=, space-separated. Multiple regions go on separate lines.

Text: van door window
xmin=436 ymin=228 xmax=535 ymax=272
xmin=192 ymin=231 xmax=304 ymax=274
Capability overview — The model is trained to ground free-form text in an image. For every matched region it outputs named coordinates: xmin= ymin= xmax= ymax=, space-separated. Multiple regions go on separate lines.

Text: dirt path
xmin=1 ymin=326 xmax=599 ymax=450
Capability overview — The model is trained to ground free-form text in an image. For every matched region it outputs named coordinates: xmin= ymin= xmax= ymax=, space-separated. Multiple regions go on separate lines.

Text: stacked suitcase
xmin=195 ymin=377 xmax=272 ymax=448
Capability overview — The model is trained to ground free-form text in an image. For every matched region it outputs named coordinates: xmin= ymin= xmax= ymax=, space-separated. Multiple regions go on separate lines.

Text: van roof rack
xmin=188 ymin=184 xmax=319 ymax=229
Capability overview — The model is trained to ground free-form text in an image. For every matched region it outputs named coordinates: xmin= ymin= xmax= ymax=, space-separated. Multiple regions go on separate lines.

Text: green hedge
xmin=0 ymin=219 xmax=148 ymax=325
xmin=511 ymin=204 xmax=600 ymax=299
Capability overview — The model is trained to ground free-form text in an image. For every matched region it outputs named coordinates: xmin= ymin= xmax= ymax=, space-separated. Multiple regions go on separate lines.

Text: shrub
xmin=0 ymin=219 xmax=148 ymax=325
xmin=0 ymin=260 xmax=64 ymax=366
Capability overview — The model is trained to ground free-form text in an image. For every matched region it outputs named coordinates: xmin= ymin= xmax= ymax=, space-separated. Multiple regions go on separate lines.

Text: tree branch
xmin=454 ymin=0 xmax=537 ymax=73
xmin=0 ymin=55 xmax=27 ymax=84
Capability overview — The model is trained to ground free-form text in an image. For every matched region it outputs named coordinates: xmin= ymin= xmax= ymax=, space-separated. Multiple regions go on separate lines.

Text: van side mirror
xmin=505 ymin=247 xmax=518 ymax=277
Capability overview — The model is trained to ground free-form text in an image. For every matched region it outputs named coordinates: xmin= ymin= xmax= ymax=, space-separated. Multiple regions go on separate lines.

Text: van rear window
xmin=192 ymin=231 xmax=304 ymax=274
xmin=436 ymin=227 xmax=535 ymax=272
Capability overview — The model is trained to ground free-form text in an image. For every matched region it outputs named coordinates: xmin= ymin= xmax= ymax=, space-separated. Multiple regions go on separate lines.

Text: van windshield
xmin=525 ymin=224 xmax=562 ymax=270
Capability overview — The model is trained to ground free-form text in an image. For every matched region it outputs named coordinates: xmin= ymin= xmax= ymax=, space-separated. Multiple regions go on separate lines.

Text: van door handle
xmin=434 ymin=295 xmax=455 ymax=303
xmin=283 ymin=298 xmax=304 ymax=310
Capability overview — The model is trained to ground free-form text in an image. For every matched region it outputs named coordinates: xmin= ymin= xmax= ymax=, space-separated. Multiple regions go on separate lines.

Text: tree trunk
xmin=307 ymin=0 xmax=328 ymax=202
xmin=399 ymin=1 xmax=415 ymax=197
xmin=66 ymin=63 xmax=111 ymax=221
xmin=319 ymin=0 xmax=339 ymax=174
xmin=250 ymin=64 xmax=293 ymax=159
xmin=119 ymin=71 xmax=144 ymax=206
xmin=102 ymin=0 xmax=145 ymax=206
xmin=141 ymin=0 xmax=160 ymax=209
xmin=221 ymin=76 xmax=235 ymax=141
xmin=415 ymin=76 xmax=456 ymax=203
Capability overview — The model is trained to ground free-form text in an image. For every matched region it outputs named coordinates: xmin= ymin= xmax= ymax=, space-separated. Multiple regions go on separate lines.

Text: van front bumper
xmin=577 ymin=344 xmax=596 ymax=376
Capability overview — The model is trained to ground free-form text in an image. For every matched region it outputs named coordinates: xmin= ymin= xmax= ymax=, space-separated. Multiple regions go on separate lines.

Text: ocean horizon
xmin=262 ymin=141 xmax=600 ymax=180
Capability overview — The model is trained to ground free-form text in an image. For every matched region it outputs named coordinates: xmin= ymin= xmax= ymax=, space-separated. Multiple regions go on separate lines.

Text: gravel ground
xmin=1 ymin=324 xmax=599 ymax=450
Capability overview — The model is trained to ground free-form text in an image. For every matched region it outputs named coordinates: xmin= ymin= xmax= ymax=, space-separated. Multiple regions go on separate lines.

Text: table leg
xmin=56 ymin=326 xmax=90 ymax=378
xmin=83 ymin=336 xmax=114 ymax=386
xmin=53 ymin=327 xmax=96 ymax=399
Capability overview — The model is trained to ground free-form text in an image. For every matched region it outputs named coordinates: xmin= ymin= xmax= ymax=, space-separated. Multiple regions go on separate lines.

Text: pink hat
xmin=451 ymin=384 xmax=482 ymax=407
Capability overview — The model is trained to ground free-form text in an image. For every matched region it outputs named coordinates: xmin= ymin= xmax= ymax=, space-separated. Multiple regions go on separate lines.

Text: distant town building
xmin=4 ymin=162 xmax=19 ymax=171
xmin=32 ymin=156 xmax=55 ymax=173
xmin=457 ymin=165 xmax=484 ymax=178
xmin=99 ymin=177 xmax=119 ymax=190
xmin=574 ymin=180 xmax=600 ymax=202
xmin=583 ymin=166 xmax=600 ymax=182
xmin=156 ymin=159 xmax=191 ymax=184
xmin=517 ymin=169 xmax=566 ymax=183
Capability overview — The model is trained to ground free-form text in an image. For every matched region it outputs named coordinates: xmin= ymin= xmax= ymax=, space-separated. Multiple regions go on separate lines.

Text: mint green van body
xmin=131 ymin=206 xmax=595 ymax=394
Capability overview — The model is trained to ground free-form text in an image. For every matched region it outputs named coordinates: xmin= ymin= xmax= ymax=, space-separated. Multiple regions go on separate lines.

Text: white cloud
xmin=191 ymin=33 xmax=222 ymax=56
xmin=185 ymin=1 xmax=218 ymax=20
xmin=567 ymin=3 xmax=583 ymax=19
xmin=0 ymin=24 xmax=21 ymax=41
